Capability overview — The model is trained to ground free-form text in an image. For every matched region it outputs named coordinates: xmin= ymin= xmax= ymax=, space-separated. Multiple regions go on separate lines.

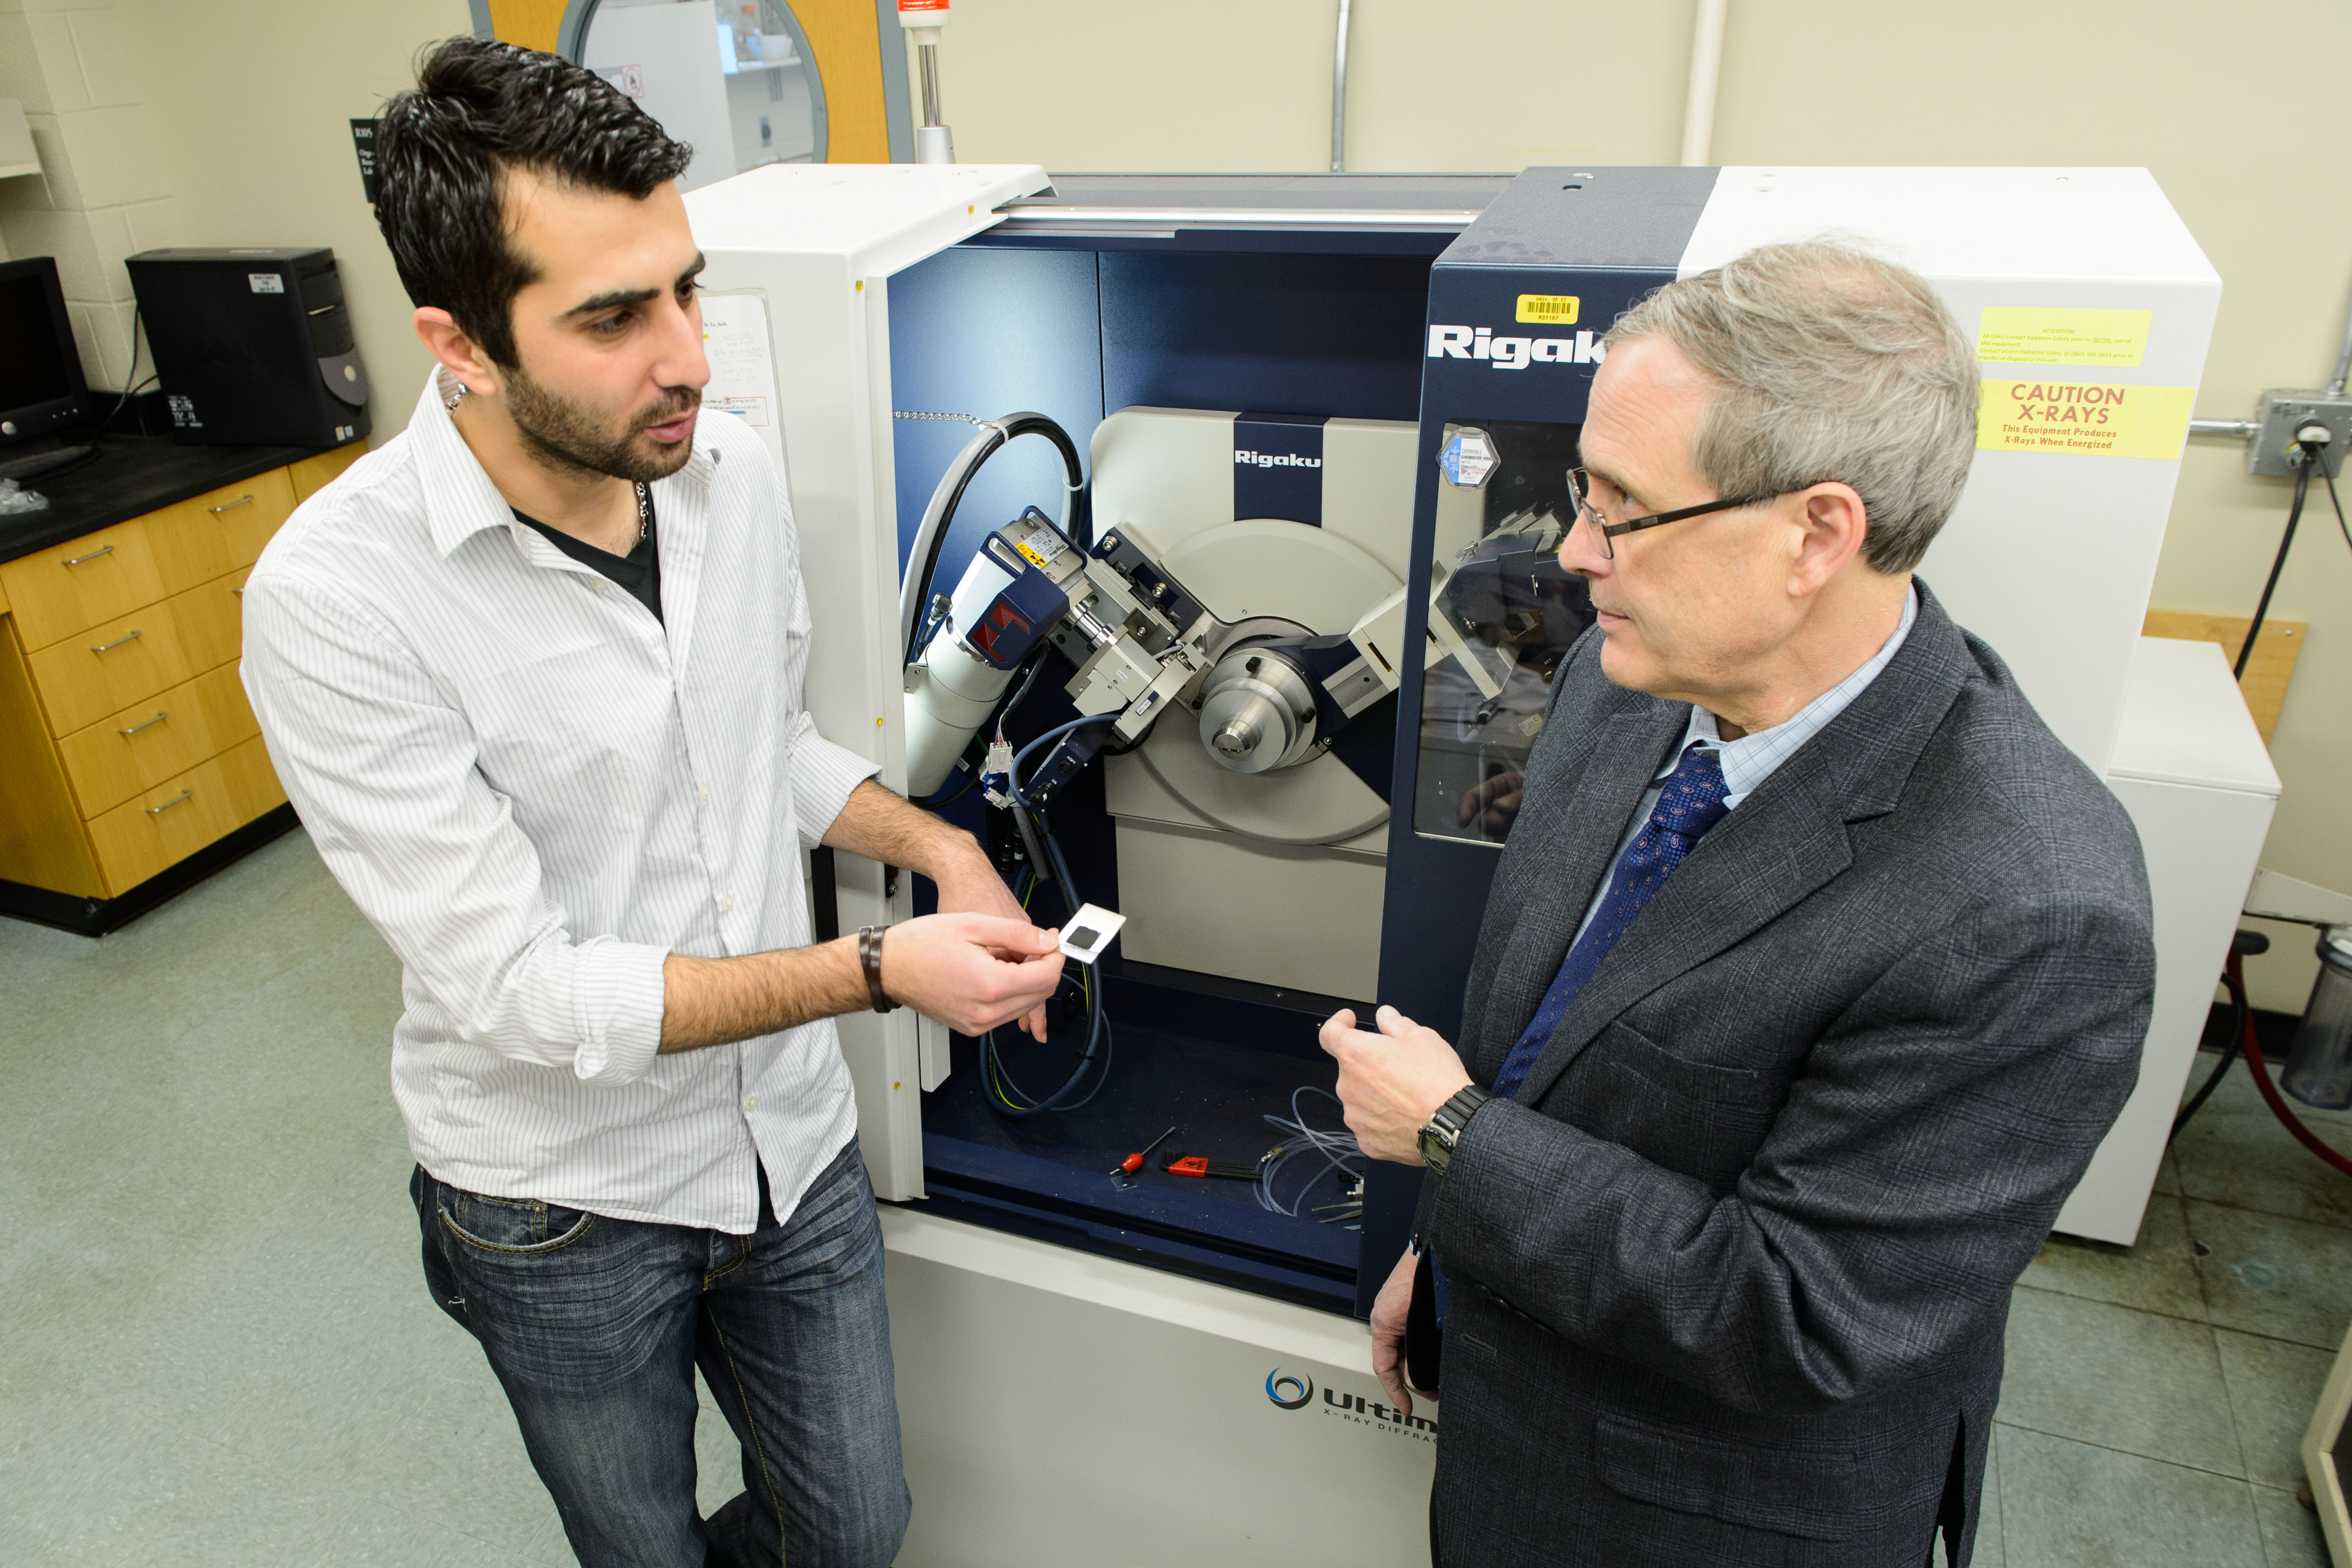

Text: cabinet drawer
xmin=0 ymin=469 xmax=293 ymax=653
xmin=289 ymin=440 xmax=366 ymax=504
xmin=0 ymin=519 xmax=172 ymax=652
xmin=156 ymin=468 xmax=297 ymax=574
xmin=24 ymin=569 xmax=249 ymax=737
xmin=85 ymin=734 xmax=285 ymax=897
xmin=57 ymin=661 xmax=261 ymax=818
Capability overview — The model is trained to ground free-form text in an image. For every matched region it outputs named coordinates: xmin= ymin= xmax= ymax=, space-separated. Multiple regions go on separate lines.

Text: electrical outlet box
xmin=2250 ymin=388 xmax=2352 ymax=477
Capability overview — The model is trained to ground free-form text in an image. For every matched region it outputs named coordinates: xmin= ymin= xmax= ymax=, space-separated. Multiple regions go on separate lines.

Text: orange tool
xmin=1163 ymin=1153 xmax=1261 ymax=1181
xmin=1109 ymin=1126 xmax=1175 ymax=1178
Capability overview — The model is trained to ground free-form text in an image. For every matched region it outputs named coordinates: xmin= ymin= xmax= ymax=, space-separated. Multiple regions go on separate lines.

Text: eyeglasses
xmin=1567 ymin=467 xmax=1779 ymax=560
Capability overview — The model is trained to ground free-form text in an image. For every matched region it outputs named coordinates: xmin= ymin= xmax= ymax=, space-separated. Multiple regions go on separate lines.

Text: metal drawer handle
xmin=62 ymin=544 xmax=115 ymax=566
xmin=119 ymin=711 xmax=169 ymax=737
xmin=209 ymin=494 xmax=256 ymax=514
xmin=90 ymin=630 xmax=142 ymax=654
xmin=147 ymin=789 xmax=192 ymax=815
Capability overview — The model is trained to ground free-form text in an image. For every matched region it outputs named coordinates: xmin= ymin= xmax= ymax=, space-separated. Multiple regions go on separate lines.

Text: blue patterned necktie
xmin=1488 ymin=741 xmax=1731 ymax=1102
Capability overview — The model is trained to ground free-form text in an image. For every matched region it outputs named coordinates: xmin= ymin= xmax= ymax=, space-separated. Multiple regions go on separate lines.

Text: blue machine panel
xmin=1101 ymin=251 xmax=1434 ymax=422
xmin=886 ymin=245 xmax=1104 ymax=581
xmin=1360 ymin=168 xmax=1717 ymax=1314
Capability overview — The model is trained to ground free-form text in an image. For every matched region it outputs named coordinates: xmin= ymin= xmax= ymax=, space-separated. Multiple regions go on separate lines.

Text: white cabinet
xmin=2059 ymin=637 xmax=2280 ymax=1243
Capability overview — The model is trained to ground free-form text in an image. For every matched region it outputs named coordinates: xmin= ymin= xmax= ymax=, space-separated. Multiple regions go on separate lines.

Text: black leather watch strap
xmin=857 ymin=925 xmax=897 ymax=1013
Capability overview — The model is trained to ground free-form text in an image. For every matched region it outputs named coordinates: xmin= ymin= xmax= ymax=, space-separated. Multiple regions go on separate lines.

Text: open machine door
xmin=685 ymin=162 xmax=1055 ymax=1201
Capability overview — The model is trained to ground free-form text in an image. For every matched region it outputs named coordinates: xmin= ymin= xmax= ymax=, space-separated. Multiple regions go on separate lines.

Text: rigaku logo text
xmin=1427 ymin=324 xmax=1605 ymax=370
xmin=1234 ymin=448 xmax=1321 ymax=469
xmin=1265 ymin=1367 xmax=1436 ymax=1440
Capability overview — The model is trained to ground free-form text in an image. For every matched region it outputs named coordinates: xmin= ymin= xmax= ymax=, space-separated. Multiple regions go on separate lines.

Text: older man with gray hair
xmin=1321 ymin=240 xmax=2154 ymax=1566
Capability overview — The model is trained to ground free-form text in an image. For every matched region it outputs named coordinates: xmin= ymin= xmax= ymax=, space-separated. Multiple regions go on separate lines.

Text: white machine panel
xmin=2063 ymin=638 xmax=2280 ymax=1243
xmin=1682 ymin=167 xmax=2222 ymax=780
xmin=883 ymin=1208 xmax=1436 ymax=1568
xmin=1092 ymin=408 xmax=1420 ymax=999
xmin=686 ymin=162 xmax=1055 ymax=1200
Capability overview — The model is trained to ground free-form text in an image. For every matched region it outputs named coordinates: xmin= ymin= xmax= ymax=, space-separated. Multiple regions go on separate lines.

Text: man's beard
xmin=503 ymin=363 xmax=700 ymax=485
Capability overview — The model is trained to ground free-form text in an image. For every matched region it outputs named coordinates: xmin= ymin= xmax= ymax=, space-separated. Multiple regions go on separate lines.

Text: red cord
xmin=2229 ymin=951 xmax=2352 ymax=1178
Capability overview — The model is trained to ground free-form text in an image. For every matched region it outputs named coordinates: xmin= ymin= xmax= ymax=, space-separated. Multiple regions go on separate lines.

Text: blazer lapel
xmin=1468 ymin=698 xmax=1687 ymax=1084
xmin=1503 ymin=585 xmax=1980 ymax=1107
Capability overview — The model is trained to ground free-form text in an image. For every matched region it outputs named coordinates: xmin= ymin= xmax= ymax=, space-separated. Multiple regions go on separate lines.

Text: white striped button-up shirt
xmin=241 ymin=374 xmax=879 ymax=1233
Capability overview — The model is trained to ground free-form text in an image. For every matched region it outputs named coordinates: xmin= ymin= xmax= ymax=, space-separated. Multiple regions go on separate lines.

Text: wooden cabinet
xmin=0 ymin=440 xmax=362 ymax=913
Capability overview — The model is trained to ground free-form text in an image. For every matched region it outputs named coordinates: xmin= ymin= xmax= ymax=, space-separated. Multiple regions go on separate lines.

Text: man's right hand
xmin=1372 ymin=1245 xmax=1421 ymax=1417
xmin=880 ymin=914 xmax=1065 ymax=1038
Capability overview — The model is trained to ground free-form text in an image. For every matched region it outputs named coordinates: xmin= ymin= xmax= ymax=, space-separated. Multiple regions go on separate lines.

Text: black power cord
xmin=898 ymin=412 xmax=1087 ymax=665
xmin=2236 ymin=436 xmax=2319 ymax=681
xmin=2172 ymin=930 xmax=2271 ymax=1141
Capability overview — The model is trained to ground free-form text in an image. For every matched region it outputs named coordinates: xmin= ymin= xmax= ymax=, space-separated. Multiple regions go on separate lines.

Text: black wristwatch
xmin=1418 ymin=1085 xmax=1491 ymax=1176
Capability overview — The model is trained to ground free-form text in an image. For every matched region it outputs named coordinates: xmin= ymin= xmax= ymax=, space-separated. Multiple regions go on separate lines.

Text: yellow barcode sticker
xmin=1515 ymin=294 xmax=1580 ymax=325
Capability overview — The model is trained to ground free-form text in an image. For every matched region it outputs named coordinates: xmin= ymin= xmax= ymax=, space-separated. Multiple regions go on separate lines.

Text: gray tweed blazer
xmin=1419 ymin=581 xmax=2154 ymax=1568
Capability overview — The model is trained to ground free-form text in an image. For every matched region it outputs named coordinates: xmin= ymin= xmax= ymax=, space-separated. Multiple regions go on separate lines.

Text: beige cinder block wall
xmin=0 ymin=0 xmax=185 ymax=392
xmin=0 ymin=0 xmax=470 ymax=439
xmin=115 ymin=0 xmax=476 ymax=440
xmin=933 ymin=0 xmax=2351 ymax=1013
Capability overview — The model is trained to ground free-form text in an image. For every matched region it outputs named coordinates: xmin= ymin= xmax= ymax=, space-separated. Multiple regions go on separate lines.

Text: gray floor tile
xmin=2253 ymin=1485 xmax=2334 ymax=1568
xmin=0 ymin=1377 xmax=143 ymax=1568
xmin=1994 ymin=1424 xmax=2266 ymax=1568
xmin=313 ymin=1498 xmax=553 ymax=1567
xmin=524 ymin=1508 xmax=580 ymax=1566
xmin=2023 ymin=1189 xmax=2206 ymax=1321
xmin=2216 ymin=1330 xmax=2335 ymax=1492
xmin=1975 ymin=1423 xmax=2005 ymax=1568
xmin=697 ymin=1401 xmax=749 ymax=1519
xmin=2152 ymin=1146 xmax=2182 ymax=1198
xmin=373 ymin=1367 xmax=563 ymax=1557
xmin=1999 ymin=1287 xmax=2243 ymax=1476
xmin=2188 ymin=1200 xmax=2352 ymax=1350
xmin=2173 ymin=1061 xmax=2352 ymax=1230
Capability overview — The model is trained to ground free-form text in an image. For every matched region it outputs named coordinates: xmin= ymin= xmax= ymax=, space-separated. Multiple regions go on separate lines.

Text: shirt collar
xmin=1673 ymin=583 xmax=1919 ymax=809
xmin=409 ymin=368 xmax=716 ymax=561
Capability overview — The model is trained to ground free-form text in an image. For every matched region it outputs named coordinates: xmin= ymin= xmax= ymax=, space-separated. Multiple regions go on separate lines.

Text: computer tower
xmin=125 ymin=247 xmax=370 ymax=448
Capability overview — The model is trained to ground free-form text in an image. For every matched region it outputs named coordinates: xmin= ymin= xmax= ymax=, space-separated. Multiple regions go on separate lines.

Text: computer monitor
xmin=0 ymin=256 xmax=98 ymax=481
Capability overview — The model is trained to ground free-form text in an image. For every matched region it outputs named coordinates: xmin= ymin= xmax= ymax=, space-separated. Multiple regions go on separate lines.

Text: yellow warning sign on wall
xmin=1977 ymin=307 xmax=2151 ymax=368
xmin=1976 ymin=380 xmax=2194 ymax=459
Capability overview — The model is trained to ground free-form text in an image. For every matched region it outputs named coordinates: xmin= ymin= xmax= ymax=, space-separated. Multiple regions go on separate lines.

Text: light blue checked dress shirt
xmin=1566 ymin=584 xmax=1918 ymax=950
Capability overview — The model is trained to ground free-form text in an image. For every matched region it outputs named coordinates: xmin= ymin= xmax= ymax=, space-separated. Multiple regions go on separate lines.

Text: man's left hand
xmin=1320 ymin=1005 xmax=1474 ymax=1164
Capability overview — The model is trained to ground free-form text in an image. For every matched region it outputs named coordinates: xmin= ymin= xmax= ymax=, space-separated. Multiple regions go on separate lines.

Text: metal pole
xmin=1330 ymin=0 xmax=1352 ymax=174
xmin=1680 ymin=0 xmax=1729 ymax=167
xmin=2190 ymin=419 xmax=2260 ymax=440
xmin=2328 ymin=278 xmax=2352 ymax=397
xmin=918 ymin=40 xmax=943 ymax=128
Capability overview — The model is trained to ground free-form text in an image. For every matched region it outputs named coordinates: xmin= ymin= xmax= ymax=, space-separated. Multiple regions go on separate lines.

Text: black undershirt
xmin=514 ymin=486 xmax=663 ymax=624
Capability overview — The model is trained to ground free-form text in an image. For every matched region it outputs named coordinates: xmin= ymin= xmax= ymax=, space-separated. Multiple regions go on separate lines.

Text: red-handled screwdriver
xmin=1109 ymin=1126 xmax=1176 ymax=1178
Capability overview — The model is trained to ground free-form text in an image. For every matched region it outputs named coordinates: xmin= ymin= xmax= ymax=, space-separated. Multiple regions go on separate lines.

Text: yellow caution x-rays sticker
xmin=1976 ymin=380 xmax=2194 ymax=459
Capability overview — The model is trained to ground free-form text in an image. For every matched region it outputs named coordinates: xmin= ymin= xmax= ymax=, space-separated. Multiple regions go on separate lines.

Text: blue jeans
xmin=410 ymin=1139 xmax=911 ymax=1568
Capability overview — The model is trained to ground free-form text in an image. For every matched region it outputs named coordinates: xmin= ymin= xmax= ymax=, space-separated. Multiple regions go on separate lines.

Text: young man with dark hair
xmin=241 ymin=37 xmax=1058 ymax=1568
